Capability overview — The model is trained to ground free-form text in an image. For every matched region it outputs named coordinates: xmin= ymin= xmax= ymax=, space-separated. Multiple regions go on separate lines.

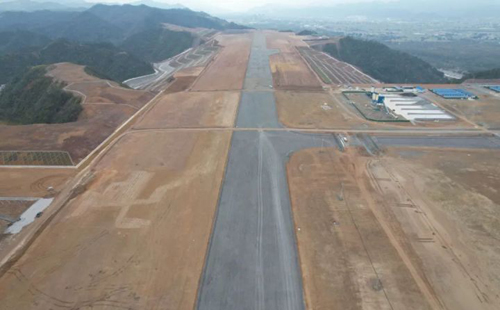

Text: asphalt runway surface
xmin=236 ymin=32 xmax=282 ymax=129
xmin=236 ymin=92 xmax=282 ymax=128
xmin=244 ymin=32 xmax=279 ymax=91
xmin=197 ymin=31 xmax=311 ymax=310
xmin=197 ymin=131 xmax=336 ymax=310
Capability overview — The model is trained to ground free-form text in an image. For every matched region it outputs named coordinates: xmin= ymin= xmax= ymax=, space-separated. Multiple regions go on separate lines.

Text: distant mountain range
xmin=131 ymin=1 xmax=187 ymax=10
xmin=0 ymin=0 xmax=188 ymax=12
xmin=0 ymin=0 xmax=89 ymax=12
xmin=0 ymin=4 xmax=246 ymax=43
xmin=0 ymin=3 xmax=247 ymax=84
xmin=245 ymin=0 xmax=500 ymax=20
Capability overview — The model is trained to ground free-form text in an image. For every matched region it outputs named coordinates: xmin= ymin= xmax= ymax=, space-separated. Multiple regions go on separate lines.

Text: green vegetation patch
xmin=324 ymin=37 xmax=447 ymax=84
xmin=121 ymin=27 xmax=194 ymax=63
xmin=0 ymin=39 xmax=155 ymax=85
xmin=0 ymin=66 xmax=82 ymax=124
xmin=464 ymin=68 xmax=500 ymax=80
xmin=0 ymin=151 xmax=74 ymax=166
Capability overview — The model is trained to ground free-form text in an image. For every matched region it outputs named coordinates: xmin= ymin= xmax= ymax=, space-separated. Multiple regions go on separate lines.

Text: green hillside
xmin=463 ymin=68 xmax=500 ymax=80
xmin=0 ymin=66 xmax=82 ymax=124
xmin=121 ymin=27 xmax=193 ymax=62
xmin=323 ymin=37 xmax=447 ymax=84
xmin=0 ymin=30 xmax=51 ymax=55
xmin=0 ymin=40 xmax=154 ymax=84
xmin=0 ymin=4 xmax=247 ymax=43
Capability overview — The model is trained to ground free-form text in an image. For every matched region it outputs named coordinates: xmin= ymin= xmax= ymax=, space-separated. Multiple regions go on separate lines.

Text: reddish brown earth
xmin=191 ymin=33 xmax=252 ymax=91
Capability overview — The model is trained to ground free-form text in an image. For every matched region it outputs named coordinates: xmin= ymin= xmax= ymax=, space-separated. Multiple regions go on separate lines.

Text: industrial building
xmin=486 ymin=85 xmax=500 ymax=93
xmin=371 ymin=92 xmax=454 ymax=121
xmin=431 ymin=88 xmax=477 ymax=99
xmin=383 ymin=86 xmax=425 ymax=93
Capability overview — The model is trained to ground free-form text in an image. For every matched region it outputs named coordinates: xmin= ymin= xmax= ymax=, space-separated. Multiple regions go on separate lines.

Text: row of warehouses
xmin=430 ymin=88 xmax=478 ymax=99
xmin=372 ymin=91 xmax=454 ymax=121
xmin=487 ymin=85 xmax=500 ymax=93
xmin=367 ymin=84 xmax=500 ymax=121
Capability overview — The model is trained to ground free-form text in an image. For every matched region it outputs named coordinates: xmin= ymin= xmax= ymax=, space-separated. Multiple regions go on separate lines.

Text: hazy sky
xmin=87 ymin=0 xmax=386 ymax=12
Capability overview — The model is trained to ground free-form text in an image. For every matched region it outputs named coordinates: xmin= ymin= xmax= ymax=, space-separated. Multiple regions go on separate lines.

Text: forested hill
xmin=0 ymin=30 xmax=51 ymax=55
xmin=0 ymin=4 xmax=247 ymax=84
xmin=0 ymin=66 xmax=82 ymax=124
xmin=322 ymin=37 xmax=447 ymax=84
xmin=0 ymin=4 xmax=247 ymax=43
xmin=0 ymin=39 xmax=154 ymax=84
xmin=121 ymin=27 xmax=194 ymax=63
xmin=463 ymin=68 xmax=500 ymax=80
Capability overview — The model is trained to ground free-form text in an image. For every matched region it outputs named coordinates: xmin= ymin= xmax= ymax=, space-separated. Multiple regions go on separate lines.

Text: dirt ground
xmin=287 ymin=146 xmax=500 ymax=310
xmin=174 ymin=66 xmax=204 ymax=77
xmin=46 ymin=63 xmax=102 ymax=83
xmin=50 ymin=63 xmax=155 ymax=109
xmin=276 ymin=90 xmax=361 ymax=128
xmin=266 ymin=31 xmax=323 ymax=91
xmin=265 ymin=31 xmax=308 ymax=53
xmin=275 ymin=89 xmax=473 ymax=129
xmin=0 ymin=168 xmax=75 ymax=197
xmin=269 ymin=52 xmax=323 ymax=91
xmin=135 ymin=91 xmax=239 ymax=129
xmin=0 ymin=130 xmax=232 ymax=309
xmin=191 ymin=33 xmax=252 ymax=91
xmin=0 ymin=63 xmax=156 ymax=164
xmin=423 ymin=88 xmax=500 ymax=129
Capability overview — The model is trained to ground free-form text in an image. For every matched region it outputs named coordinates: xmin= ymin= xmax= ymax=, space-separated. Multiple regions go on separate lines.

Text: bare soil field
xmin=164 ymin=66 xmax=204 ymax=94
xmin=165 ymin=76 xmax=198 ymax=94
xmin=135 ymin=91 xmax=239 ymax=129
xmin=191 ymin=33 xmax=252 ymax=91
xmin=424 ymin=90 xmax=500 ymax=129
xmin=47 ymin=63 xmax=102 ymax=83
xmin=275 ymin=91 xmax=470 ymax=129
xmin=288 ymin=147 xmax=435 ymax=310
xmin=0 ymin=104 xmax=135 ymax=164
xmin=287 ymin=146 xmax=500 ymax=310
xmin=269 ymin=51 xmax=323 ymax=91
xmin=0 ymin=63 xmax=156 ymax=164
xmin=265 ymin=31 xmax=308 ymax=53
xmin=0 ymin=168 xmax=75 ymax=197
xmin=0 ymin=130 xmax=232 ymax=309
xmin=50 ymin=63 xmax=155 ymax=109
xmin=265 ymin=31 xmax=323 ymax=90
xmin=174 ymin=66 xmax=204 ymax=78
xmin=276 ymin=90 xmax=360 ymax=128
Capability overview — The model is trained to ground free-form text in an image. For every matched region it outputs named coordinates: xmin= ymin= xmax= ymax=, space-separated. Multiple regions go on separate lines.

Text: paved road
xmin=197 ymin=131 xmax=335 ymax=310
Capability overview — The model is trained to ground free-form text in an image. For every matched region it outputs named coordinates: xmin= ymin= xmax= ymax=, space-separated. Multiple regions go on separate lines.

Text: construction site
xmin=0 ymin=30 xmax=499 ymax=310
